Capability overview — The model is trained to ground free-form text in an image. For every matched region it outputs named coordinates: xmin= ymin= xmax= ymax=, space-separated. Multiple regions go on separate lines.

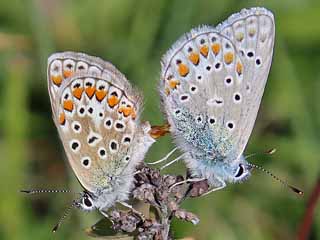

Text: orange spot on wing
xmin=131 ymin=110 xmax=136 ymax=120
xmin=236 ymin=61 xmax=243 ymax=75
xmin=178 ymin=63 xmax=189 ymax=77
xmin=169 ymin=79 xmax=180 ymax=89
xmin=72 ymin=87 xmax=83 ymax=100
xmin=63 ymin=100 xmax=74 ymax=112
xmin=224 ymin=52 xmax=234 ymax=64
xmin=51 ymin=75 xmax=63 ymax=86
xmin=211 ymin=43 xmax=221 ymax=55
xmin=108 ymin=95 xmax=119 ymax=108
xmin=118 ymin=106 xmax=133 ymax=117
xmin=59 ymin=112 xmax=66 ymax=125
xmin=200 ymin=45 xmax=209 ymax=57
xmin=85 ymin=87 xmax=96 ymax=98
xmin=165 ymin=88 xmax=170 ymax=96
xmin=95 ymin=90 xmax=107 ymax=102
xmin=188 ymin=53 xmax=200 ymax=65
xmin=63 ymin=70 xmax=73 ymax=78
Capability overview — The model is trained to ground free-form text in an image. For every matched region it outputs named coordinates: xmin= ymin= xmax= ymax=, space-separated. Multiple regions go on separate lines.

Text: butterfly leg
xmin=99 ymin=209 xmax=115 ymax=224
xmin=147 ymin=147 xmax=177 ymax=165
xmin=200 ymin=179 xmax=226 ymax=197
xmin=118 ymin=201 xmax=145 ymax=221
xmin=169 ymin=178 xmax=206 ymax=192
xmin=160 ymin=154 xmax=186 ymax=170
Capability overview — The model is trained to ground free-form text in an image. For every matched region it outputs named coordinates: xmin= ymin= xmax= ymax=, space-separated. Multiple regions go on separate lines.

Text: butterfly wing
xmin=47 ymin=52 xmax=133 ymax=115
xmin=160 ymin=8 xmax=274 ymax=161
xmin=47 ymin=52 xmax=152 ymax=193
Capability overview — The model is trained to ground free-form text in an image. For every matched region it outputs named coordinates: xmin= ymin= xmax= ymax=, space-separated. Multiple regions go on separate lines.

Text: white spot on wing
xmin=88 ymin=66 xmax=101 ymax=76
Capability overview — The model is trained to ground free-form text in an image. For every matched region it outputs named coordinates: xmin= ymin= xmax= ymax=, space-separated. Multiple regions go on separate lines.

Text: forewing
xmin=47 ymin=53 xmax=142 ymax=193
xmin=160 ymin=7 xmax=274 ymax=160
xmin=47 ymin=52 xmax=133 ymax=117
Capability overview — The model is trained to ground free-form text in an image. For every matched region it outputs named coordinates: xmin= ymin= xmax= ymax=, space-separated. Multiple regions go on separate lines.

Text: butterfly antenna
xmin=247 ymin=162 xmax=303 ymax=196
xmin=245 ymin=148 xmax=277 ymax=159
xmin=20 ymin=189 xmax=71 ymax=195
xmin=52 ymin=201 xmax=77 ymax=233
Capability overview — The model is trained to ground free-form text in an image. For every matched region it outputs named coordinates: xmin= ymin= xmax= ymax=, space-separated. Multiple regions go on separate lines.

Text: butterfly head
xmin=75 ymin=191 xmax=96 ymax=212
xmin=226 ymin=156 xmax=251 ymax=183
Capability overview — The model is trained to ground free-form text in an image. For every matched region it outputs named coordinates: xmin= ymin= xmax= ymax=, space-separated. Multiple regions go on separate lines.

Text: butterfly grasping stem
xmin=148 ymin=147 xmax=177 ymax=165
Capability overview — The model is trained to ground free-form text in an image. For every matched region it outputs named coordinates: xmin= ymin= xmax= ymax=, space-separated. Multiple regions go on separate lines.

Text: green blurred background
xmin=0 ymin=0 xmax=319 ymax=239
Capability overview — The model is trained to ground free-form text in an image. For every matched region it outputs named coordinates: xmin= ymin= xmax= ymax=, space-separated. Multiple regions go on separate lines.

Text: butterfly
xmin=23 ymin=52 xmax=157 ymax=231
xmin=158 ymin=7 xmax=302 ymax=195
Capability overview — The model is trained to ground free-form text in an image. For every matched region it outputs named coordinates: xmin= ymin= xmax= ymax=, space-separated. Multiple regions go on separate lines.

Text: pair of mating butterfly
xmin=22 ymin=7 xmax=303 ymax=231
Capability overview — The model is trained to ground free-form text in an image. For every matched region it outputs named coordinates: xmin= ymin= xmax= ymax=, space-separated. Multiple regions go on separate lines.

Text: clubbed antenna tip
xmin=289 ymin=185 xmax=304 ymax=196
xmin=52 ymin=224 xmax=59 ymax=233
xmin=265 ymin=148 xmax=277 ymax=155
xmin=51 ymin=201 xmax=77 ymax=233
xmin=247 ymin=163 xmax=304 ymax=196
xmin=20 ymin=190 xmax=32 ymax=194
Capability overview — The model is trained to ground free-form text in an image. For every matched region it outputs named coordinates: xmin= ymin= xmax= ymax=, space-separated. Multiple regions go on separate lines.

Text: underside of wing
xmin=55 ymin=73 xmax=142 ymax=193
xmin=160 ymin=7 xmax=274 ymax=160
xmin=47 ymin=52 xmax=133 ymax=118
xmin=47 ymin=52 xmax=144 ymax=193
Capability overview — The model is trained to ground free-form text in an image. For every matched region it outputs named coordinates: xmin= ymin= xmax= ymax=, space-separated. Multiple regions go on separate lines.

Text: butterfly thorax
xmin=185 ymin=152 xmax=251 ymax=186
xmin=89 ymin=173 xmax=134 ymax=210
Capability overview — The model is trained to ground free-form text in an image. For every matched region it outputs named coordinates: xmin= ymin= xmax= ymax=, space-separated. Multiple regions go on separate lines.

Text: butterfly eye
xmin=235 ymin=164 xmax=245 ymax=178
xmin=83 ymin=197 xmax=93 ymax=207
